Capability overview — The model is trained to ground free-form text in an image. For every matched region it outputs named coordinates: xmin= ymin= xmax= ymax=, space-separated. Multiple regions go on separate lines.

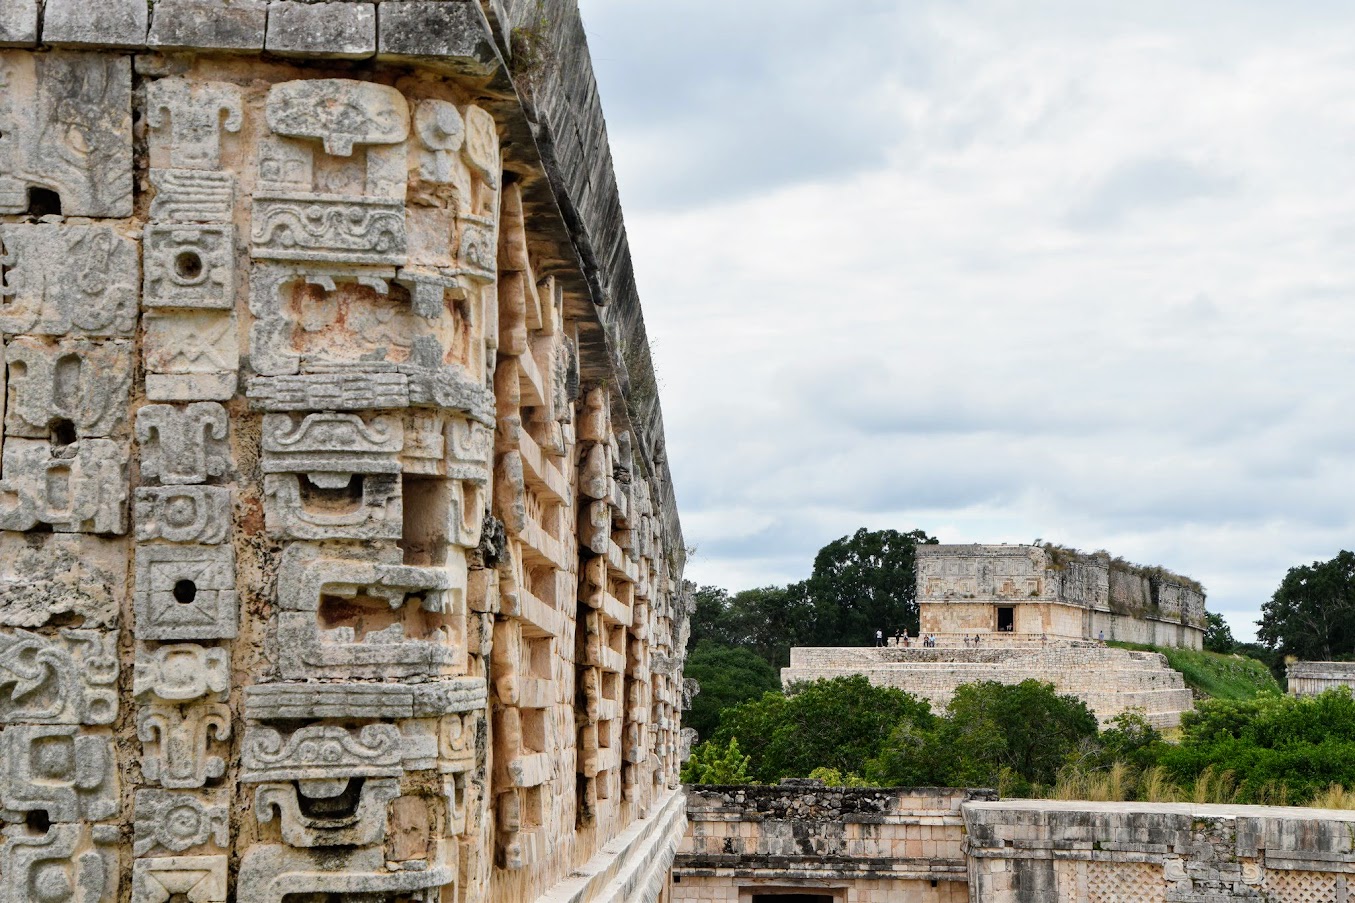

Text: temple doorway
xmin=997 ymin=606 xmax=1015 ymax=632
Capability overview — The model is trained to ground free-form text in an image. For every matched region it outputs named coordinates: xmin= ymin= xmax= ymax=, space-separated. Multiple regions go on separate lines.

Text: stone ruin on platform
xmin=783 ymin=544 xmax=1207 ymax=727
xmin=0 ymin=1 xmax=691 ymax=901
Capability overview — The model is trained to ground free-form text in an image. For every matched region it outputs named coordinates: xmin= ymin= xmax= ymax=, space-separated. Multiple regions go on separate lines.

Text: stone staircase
xmin=783 ymin=644 xmax=1194 ymax=728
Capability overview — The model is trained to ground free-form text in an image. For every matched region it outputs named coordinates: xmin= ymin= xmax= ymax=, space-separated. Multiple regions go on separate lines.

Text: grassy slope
xmin=1107 ymin=642 xmax=1281 ymax=701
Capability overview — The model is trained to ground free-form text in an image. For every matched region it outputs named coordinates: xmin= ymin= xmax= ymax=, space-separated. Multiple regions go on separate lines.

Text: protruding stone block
xmin=131 ymin=854 xmax=227 ymax=903
xmin=238 ymin=844 xmax=452 ymax=903
xmin=0 ymin=224 xmax=139 ymax=336
xmin=148 ymin=0 xmax=265 ymax=50
xmin=264 ymin=1 xmax=375 ymax=59
xmin=377 ymin=1 xmax=501 ymax=73
xmin=137 ymin=703 xmax=231 ymax=788
xmin=136 ymin=403 xmax=230 ymax=485
xmin=135 ymin=485 xmax=231 ymax=544
xmin=134 ymin=543 xmax=238 ymax=640
xmin=143 ymin=224 xmax=236 ymax=308
xmin=4 ymin=337 xmax=132 ymax=438
xmin=0 ymin=723 xmax=119 ymax=821
xmin=0 ymin=0 xmax=37 ymax=46
xmin=133 ymin=643 xmax=231 ymax=703
xmin=134 ymin=789 xmax=229 ymax=856
xmin=42 ymin=0 xmax=147 ymax=48
xmin=0 ymin=437 xmax=128 ymax=534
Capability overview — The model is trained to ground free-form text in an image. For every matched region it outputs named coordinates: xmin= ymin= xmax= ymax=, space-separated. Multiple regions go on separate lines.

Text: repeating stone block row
xmin=1 ymin=0 xmax=500 ymax=70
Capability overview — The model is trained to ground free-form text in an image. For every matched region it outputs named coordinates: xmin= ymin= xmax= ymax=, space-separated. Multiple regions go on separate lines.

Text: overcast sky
xmin=576 ymin=0 xmax=1355 ymax=642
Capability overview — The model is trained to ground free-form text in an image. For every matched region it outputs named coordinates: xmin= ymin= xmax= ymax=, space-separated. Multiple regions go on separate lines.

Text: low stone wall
xmin=964 ymin=799 xmax=1355 ymax=902
xmin=1287 ymin=661 xmax=1355 ymax=696
xmin=671 ymin=784 xmax=987 ymax=902
xmin=784 ymin=646 xmax=1194 ymax=727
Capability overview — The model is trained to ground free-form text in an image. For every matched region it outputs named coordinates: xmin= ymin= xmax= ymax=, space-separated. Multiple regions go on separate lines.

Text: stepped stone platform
xmin=783 ymin=642 xmax=1195 ymax=728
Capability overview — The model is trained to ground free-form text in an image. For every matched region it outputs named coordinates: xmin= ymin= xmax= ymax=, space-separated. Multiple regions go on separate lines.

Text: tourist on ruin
xmin=876 ymin=628 xmax=884 ymax=647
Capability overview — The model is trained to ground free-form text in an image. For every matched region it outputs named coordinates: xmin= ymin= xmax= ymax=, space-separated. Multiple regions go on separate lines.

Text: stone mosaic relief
xmin=0 ymin=45 xmax=685 ymax=903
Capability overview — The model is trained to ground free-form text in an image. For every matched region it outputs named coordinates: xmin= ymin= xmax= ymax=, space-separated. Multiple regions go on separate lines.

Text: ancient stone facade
xmin=675 ymin=787 xmax=1355 ymax=902
xmin=782 ymin=644 xmax=1194 ymax=727
xmin=673 ymin=784 xmax=982 ymax=902
xmin=1287 ymin=662 xmax=1355 ymax=696
xmin=965 ymin=799 xmax=1355 ymax=902
xmin=917 ymin=544 xmax=1206 ymax=648
xmin=0 ymin=2 xmax=688 ymax=902
xmin=785 ymin=544 xmax=1207 ymax=727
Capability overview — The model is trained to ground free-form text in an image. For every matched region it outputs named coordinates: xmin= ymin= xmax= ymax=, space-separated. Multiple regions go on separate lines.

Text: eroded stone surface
xmin=0 ymin=30 xmax=687 ymax=903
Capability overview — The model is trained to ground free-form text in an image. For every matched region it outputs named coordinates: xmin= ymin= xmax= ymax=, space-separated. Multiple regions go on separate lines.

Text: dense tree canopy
xmin=1257 ymin=551 xmax=1355 ymax=661
xmin=804 ymin=528 xmax=938 ymax=644
xmin=713 ymin=675 xmax=935 ymax=784
xmin=682 ymin=640 xmax=781 ymax=740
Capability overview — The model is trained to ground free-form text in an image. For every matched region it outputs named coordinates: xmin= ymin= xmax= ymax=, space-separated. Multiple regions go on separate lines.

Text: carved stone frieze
xmin=0 ymin=224 xmax=137 ymax=337
xmin=0 ymin=437 xmax=128 ymax=533
xmin=136 ymin=403 xmax=230 ymax=485
xmin=137 ymin=703 xmax=230 ymax=789
xmin=145 ymin=77 xmax=242 ymax=171
xmin=243 ymin=677 xmax=487 ymax=721
xmin=0 ymin=532 xmax=124 ymax=628
xmin=0 ymin=723 xmax=118 ymax=821
xmin=133 ymin=543 xmax=237 ymax=640
xmin=255 ymin=776 xmax=400 ymax=847
xmin=0 ymin=51 xmax=133 ymax=217
xmin=142 ymin=311 xmax=239 ymax=402
xmin=272 ymin=542 xmax=464 ymax=678
xmin=148 ymin=169 xmax=233 ymax=223
xmin=131 ymin=854 xmax=226 ymax=903
xmin=134 ymin=789 xmax=229 ymax=856
xmin=4 ymin=337 xmax=132 ymax=438
xmin=143 ymin=224 xmax=235 ymax=310
xmin=132 ymin=644 xmax=230 ymax=704
xmin=0 ymin=628 xmax=117 ymax=725
xmin=134 ymin=486 xmax=231 ymax=544
xmin=0 ymin=822 xmax=119 ymax=903
xmin=240 ymin=723 xmax=403 ymax=782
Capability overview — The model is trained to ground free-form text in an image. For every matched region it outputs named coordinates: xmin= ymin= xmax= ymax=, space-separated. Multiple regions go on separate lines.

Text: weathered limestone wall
xmin=0 ymin=2 xmax=687 ymax=902
xmin=676 ymin=789 xmax=1355 ymax=903
xmin=964 ymin=799 xmax=1355 ymax=902
xmin=917 ymin=544 xmax=1205 ymax=649
xmin=1287 ymin=661 xmax=1355 ymax=696
xmin=783 ymin=645 xmax=1194 ymax=727
xmin=672 ymin=784 xmax=984 ymax=902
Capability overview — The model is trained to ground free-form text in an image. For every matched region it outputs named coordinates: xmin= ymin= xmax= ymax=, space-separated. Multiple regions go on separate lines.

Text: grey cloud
xmin=1065 ymin=156 xmax=1237 ymax=230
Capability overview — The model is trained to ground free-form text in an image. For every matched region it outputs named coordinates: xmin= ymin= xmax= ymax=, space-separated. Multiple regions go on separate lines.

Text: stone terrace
xmin=784 ymin=644 xmax=1194 ymax=727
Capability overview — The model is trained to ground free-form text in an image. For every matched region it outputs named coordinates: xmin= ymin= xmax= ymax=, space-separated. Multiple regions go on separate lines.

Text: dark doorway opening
xmin=997 ymin=606 xmax=1014 ymax=632
xmin=752 ymin=897 xmax=834 ymax=903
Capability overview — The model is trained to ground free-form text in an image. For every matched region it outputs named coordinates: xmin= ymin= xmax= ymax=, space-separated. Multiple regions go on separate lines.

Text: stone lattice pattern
xmin=0 ymin=6 xmax=688 ymax=901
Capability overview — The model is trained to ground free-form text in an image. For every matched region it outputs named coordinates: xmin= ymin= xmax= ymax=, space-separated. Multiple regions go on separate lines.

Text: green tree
xmin=1158 ymin=689 xmax=1355 ymax=804
xmin=1203 ymin=612 xmax=1236 ymax=654
xmin=1258 ymin=551 xmax=1355 ymax=661
xmin=686 ymin=583 xmax=813 ymax=668
xmin=803 ymin=528 xmax=938 ymax=645
xmin=682 ymin=640 xmax=782 ymax=740
xmin=681 ymin=736 xmax=752 ymax=784
xmin=925 ymin=680 xmax=1099 ymax=794
xmin=714 ymin=675 xmax=934 ymax=783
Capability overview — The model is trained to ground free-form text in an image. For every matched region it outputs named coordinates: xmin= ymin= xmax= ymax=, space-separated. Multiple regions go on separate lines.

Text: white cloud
xmin=579 ymin=0 xmax=1355 ymax=642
